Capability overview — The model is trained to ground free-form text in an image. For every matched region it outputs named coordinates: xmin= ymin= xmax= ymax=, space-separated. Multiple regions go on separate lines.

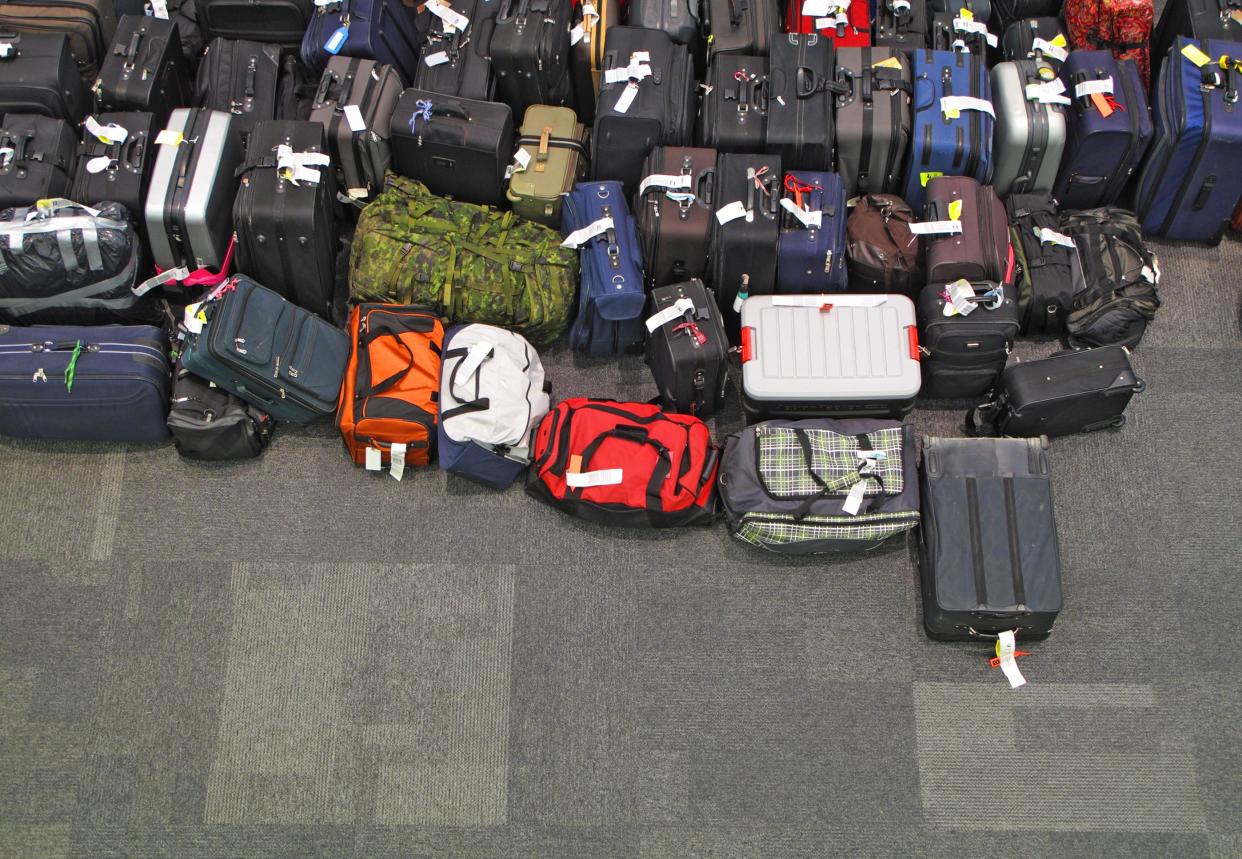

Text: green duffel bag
xmin=349 ymin=173 xmax=578 ymax=346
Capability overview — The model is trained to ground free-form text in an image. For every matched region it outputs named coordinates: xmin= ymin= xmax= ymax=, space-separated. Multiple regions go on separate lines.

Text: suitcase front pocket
xmin=279 ymin=316 xmax=348 ymax=404
xmin=755 ymin=425 xmax=905 ymax=500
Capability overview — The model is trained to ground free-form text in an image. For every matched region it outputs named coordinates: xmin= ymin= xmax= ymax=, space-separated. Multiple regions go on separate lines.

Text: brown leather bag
xmin=846 ymin=194 xmax=924 ymax=297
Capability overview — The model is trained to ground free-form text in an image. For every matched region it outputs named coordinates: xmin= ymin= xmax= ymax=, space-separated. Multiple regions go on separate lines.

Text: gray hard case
xmin=989 ymin=59 xmax=1067 ymax=197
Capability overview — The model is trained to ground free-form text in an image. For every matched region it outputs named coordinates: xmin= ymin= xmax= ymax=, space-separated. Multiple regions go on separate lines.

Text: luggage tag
xmin=801 ymin=0 xmax=834 ymax=15
xmin=146 ymin=0 xmax=169 ymax=19
xmin=995 ymin=630 xmax=1027 ymax=689
xmin=732 ymin=274 xmax=750 ymax=313
xmin=569 ymin=23 xmax=584 ymax=45
xmin=638 ymin=173 xmax=692 ymax=196
xmin=365 ymin=446 xmax=383 ymax=471
xmin=324 ymin=25 xmax=349 ymax=54
xmin=276 ymin=145 xmax=330 ymax=186
xmin=424 ymin=50 xmax=449 ymax=66
xmin=0 ymin=42 xmax=12 ymax=59
xmin=343 ymin=104 xmax=368 ymax=132
xmin=504 ymin=147 xmax=531 ymax=179
xmin=1031 ymin=37 xmax=1068 ymax=62
xmin=1025 ymin=78 xmax=1071 ymax=105
xmin=561 ymin=216 xmax=613 ymax=248
xmin=939 ymin=96 xmax=994 ymax=121
xmin=908 ymin=219 xmax=963 ymax=236
xmin=0 ymin=147 xmax=11 ymax=169
xmin=1182 ymin=44 xmax=1212 ymax=68
xmin=85 ymin=156 xmax=115 ymax=174
xmin=85 ymin=116 xmax=128 ymax=145
xmin=919 ymin=171 xmax=943 ymax=187
xmin=182 ymin=301 xmax=206 ymax=335
xmin=612 ymin=82 xmax=639 ymax=114
xmin=715 ymin=200 xmax=747 ymax=225
xmin=953 ymin=17 xmax=997 ymax=48
xmin=427 ymin=0 xmax=470 ymax=32
xmin=779 ymin=197 xmax=823 ymax=229
xmin=566 ymin=467 xmax=624 ymax=488
xmin=645 ymin=297 xmax=696 ymax=333
xmin=390 ymin=442 xmax=406 ymax=481
xmin=133 ymin=266 xmax=190 ymax=296
xmin=1073 ymin=77 xmax=1113 ymax=98
xmin=1035 ymin=226 xmax=1074 ymax=247
xmin=942 ymin=279 xmax=978 ymax=316
xmin=872 ymin=56 xmax=903 ymax=70
xmin=154 ymin=129 xmax=185 ymax=146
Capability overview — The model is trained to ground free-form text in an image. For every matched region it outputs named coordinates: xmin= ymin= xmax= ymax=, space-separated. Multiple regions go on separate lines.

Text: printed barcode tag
xmin=645 ymin=297 xmax=696 ymax=333
xmin=1025 ymin=80 xmax=1071 ymax=104
xmin=569 ymin=23 xmax=584 ymax=45
xmin=365 ymin=446 xmax=383 ymax=471
xmin=630 ymin=51 xmax=651 ymax=62
xmin=565 ymin=468 xmax=623 ymax=488
xmin=940 ymin=96 xmax=995 ymax=119
xmin=996 ymin=630 xmax=1027 ymax=689
xmin=182 ymin=302 xmax=204 ymax=335
xmin=389 ymin=442 xmax=406 ymax=481
xmin=613 ymin=82 xmax=639 ymax=113
xmin=154 ymin=129 xmax=184 ymax=146
xmin=561 ymin=216 xmax=613 ymax=248
xmin=908 ymin=219 xmax=963 ymax=235
xmin=428 ymin=0 xmax=470 ymax=32
xmin=1031 ymin=37 xmax=1068 ymax=61
xmin=842 ymin=480 xmax=867 ymax=516
xmin=639 ymin=173 xmax=692 ymax=195
xmin=132 ymin=266 xmax=190 ymax=296
xmin=1036 ymin=227 xmax=1075 ymax=247
xmin=424 ymin=50 xmax=449 ymax=66
xmin=1074 ymin=78 xmax=1114 ymax=97
xmin=85 ymin=116 xmax=128 ymax=145
xmin=715 ymin=200 xmax=747 ymax=225
xmin=779 ymin=197 xmax=823 ymax=229
xmin=944 ymin=279 xmax=977 ymax=316
xmin=324 ymin=25 xmax=349 ymax=54
xmin=343 ymin=104 xmax=366 ymax=132
xmin=148 ymin=0 xmax=169 ymax=18
xmin=85 ymin=155 xmax=114 ymax=174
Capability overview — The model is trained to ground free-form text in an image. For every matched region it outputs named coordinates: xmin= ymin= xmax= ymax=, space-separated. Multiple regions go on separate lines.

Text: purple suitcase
xmin=922 ymin=176 xmax=1012 ymax=286
xmin=1053 ymin=51 xmax=1152 ymax=209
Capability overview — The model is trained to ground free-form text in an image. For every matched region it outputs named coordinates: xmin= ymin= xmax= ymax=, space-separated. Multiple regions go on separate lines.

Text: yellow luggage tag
xmin=1182 ymin=44 xmax=1212 ymax=67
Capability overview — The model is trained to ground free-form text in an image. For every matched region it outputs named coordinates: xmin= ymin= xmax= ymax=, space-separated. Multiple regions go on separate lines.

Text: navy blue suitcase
xmin=0 ymin=323 xmax=170 ymax=443
xmin=776 ymin=171 xmax=848 ymax=293
xmin=1134 ymin=38 xmax=1242 ymax=243
xmin=561 ymin=180 xmax=647 ymax=355
xmin=300 ymin=0 xmax=428 ymax=84
xmin=902 ymin=49 xmax=994 ymax=209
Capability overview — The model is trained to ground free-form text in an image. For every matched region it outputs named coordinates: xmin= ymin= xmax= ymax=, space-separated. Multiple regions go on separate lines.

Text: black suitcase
xmin=918 ymin=280 xmax=1020 ymax=398
xmin=968 ymin=344 xmax=1144 ymax=437
xmin=707 ymin=151 xmax=781 ymax=323
xmin=1000 ymin=17 xmax=1068 ymax=66
xmin=1154 ymin=0 xmax=1242 ymax=73
xmin=94 ymin=14 xmax=191 ymax=125
xmin=875 ymin=0 xmax=931 ymax=52
xmin=0 ymin=0 xmax=116 ymax=82
xmin=991 ymin=0 xmax=1066 ymax=32
xmin=834 ymin=47 xmax=912 ymax=197
xmin=628 ymin=0 xmax=701 ymax=45
xmin=308 ymin=56 xmax=403 ymax=200
xmin=197 ymin=0 xmax=314 ymax=45
xmin=389 ymin=88 xmax=513 ymax=207
xmin=697 ymin=54 xmax=768 ymax=152
xmin=413 ymin=0 xmax=496 ymax=101
xmin=194 ymin=38 xmax=281 ymax=141
xmin=489 ymin=0 xmax=574 ymax=120
xmin=644 ymin=278 xmax=730 ymax=416
xmin=0 ymin=32 xmax=90 ymax=122
xmin=168 ymin=360 xmax=275 ymax=460
xmin=1005 ymin=192 xmax=1083 ymax=335
xmin=633 ymin=145 xmax=717 ymax=288
xmin=766 ymin=33 xmax=834 ymax=171
xmin=919 ymin=434 xmax=1063 ymax=642
xmin=0 ymin=113 xmax=76 ymax=207
xmin=68 ymin=110 xmax=157 ymax=220
xmin=704 ymin=0 xmax=779 ymax=58
xmin=592 ymin=26 xmax=696 ymax=197
xmin=233 ymin=120 xmax=342 ymax=323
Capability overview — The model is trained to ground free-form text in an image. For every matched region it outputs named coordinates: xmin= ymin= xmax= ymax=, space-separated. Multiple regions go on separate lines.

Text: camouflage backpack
xmin=349 ymin=174 xmax=577 ymax=345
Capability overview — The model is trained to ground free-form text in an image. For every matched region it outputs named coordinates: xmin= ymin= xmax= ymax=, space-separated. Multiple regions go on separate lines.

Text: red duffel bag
xmin=526 ymin=398 xmax=720 ymax=528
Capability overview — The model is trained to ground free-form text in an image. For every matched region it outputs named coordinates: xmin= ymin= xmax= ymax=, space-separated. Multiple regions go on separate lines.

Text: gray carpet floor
xmin=1 ymin=232 xmax=1240 ymax=859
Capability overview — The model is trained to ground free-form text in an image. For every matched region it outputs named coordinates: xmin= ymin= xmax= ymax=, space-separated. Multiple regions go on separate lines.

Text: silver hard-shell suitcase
xmin=989 ymin=59 xmax=1067 ymax=197
xmin=739 ymin=293 xmax=923 ymax=420
xmin=144 ymin=107 xmax=243 ymax=271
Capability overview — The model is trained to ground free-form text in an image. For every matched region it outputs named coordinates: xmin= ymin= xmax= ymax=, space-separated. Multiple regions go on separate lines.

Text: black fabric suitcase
xmin=644 ymin=278 xmax=730 ymax=416
xmin=94 ymin=14 xmax=191 ymax=125
xmin=834 ymin=46 xmax=912 ymax=197
xmin=919 ymin=434 xmax=1063 ymax=642
xmin=0 ymin=323 xmax=170 ymax=443
xmin=0 ymin=113 xmax=76 ymax=207
xmin=697 ymin=54 xmax=768 ymax=152
xmin=918 ymin=280 xmax=1019 ymax=398
xmin=68 ymin=110 xmax=158 ymax=221
xmin=592 ymin=26 xmax=696 ymax=197
xmin=489 ymin=0 xmax=574 ymax=120
xmin=233 ymin=120 xmax=342 ymax=323
xmin=704 ymin=0 xmax=779 ymax=58
xmin=308 ymin=56 xmax=403 ymax=201
xmin=1005 ymin=192 xmax=1083 ymax=335
xmin=628 ymin=0 xmax=701 ymax=45
xmin=766 ymin=33 xmax=835 ymax=171
xmin=707 ymin=151 xmax=781 ymax=323
xmin=194 ymin=38 xmax=281 ymax=142
xmin=968 ymin=344 xmax=1144 ymax=437
xmin=197 ymin=0 xmax=313 ymax=45
xmin=389 ymin=88 xmax=513 ymax=207
xmin=0 ymin=0 xmax=116 ymax=82
xmin=1001 ymin=16 xmax=1068 ymax=66
xmin=168 ymin=360 xmax=274 ymax=459
xmin=0 ymin=32 xmax=90 ymax=122
xmin=413 ymin=0 xmax=495 ymax=100
xmin=634 ymin=146 xmax=717 ymax=288
xmin=875 ymin=0 xmax=931 ymax=52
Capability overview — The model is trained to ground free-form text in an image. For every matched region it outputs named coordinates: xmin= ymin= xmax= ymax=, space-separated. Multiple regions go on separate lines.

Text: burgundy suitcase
xmin=922 ymin=175 xmax=1012 ymax=286
xmin=633 ymin=146 xmax=717 ymax=288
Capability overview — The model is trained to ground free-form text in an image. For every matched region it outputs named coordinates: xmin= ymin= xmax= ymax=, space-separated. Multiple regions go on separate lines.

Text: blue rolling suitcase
xmin=902 ymin=49 xmax=994 ymax=209
xmin=561 ymin=180 xmax=647 ymax=356
xmin=1134 ymin=38 xmax=1242 ymax=243
xmin=300 ymin=0 xmax=428 ymax=84
xmin=776 ymin=171 xmax=849 ymax=293
xmin=0 ymin=324 xmax=170 ymax=443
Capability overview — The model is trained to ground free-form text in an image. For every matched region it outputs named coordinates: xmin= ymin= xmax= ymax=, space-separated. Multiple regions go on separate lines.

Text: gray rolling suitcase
xmin=989 ymin=59 xmax=1067 ymax=197
xmin=739 ymin=293 xmax=923 ymax=420
xmin=144 ymin=107 xmax=243 ymax=272
xmin=834 ymin=47 xmax=913 ymax=197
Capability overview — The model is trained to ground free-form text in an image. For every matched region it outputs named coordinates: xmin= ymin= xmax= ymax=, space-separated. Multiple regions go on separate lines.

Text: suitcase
xmin=233 ymin=120 xmax=342 ymax=322
xmin=766 ymin=33 xmax=835 ymax=170
xmin=168 ymin=360 xmax=274 ymax=459
xmin=489 ymin=0 xmax=574 ymax=120
xmin=181 ymin=274 xmax=351 ymax=424
xmin=194 ymin=38 xmax=281 ymax=142
xmin=0 ymin=114 xmax=76 ymax=208
xmin=776 ymin=170 xmax=848 ymax=293
xmin=1063 ymin=0 xmax=1152 ymax=88
xmin=917 ymin=280 xmax=1019 ymax=398
xmin=1001 ymin=17 xmax=1069 ymax=67
xmin=0 ymin=33 xmax=90 ymax=122
xmin=707 ymin=152 xmax=781 ymax=321
xmin=155 ymin=0 xmax=206 ymax=69
xmin=929 ymin=0 xmax=991 ymax=20
xmin=568 ymin=0 xmax=620 ymax=125
xmin=68 ymin=110 xmax=158 ymax=221
xmin=901 ymin=49 xmax=993 ymax=210
xmin=923 ymin=176 xmax=1010 ymax=285
xmin=1005 ymin=192 xmax=1084 ymax=335
xmin=1134 ymin=39 xmax=1242 ymax=243
xmin=991 ymin=0 xmax=1060 ymax=31
xmin=389 ymin=88 xmax=513 ymax=207
xmin=644 ymin=278 xmax=730 ymax=416
xmin=874 ymin=0 xmax=931 ymax=52
xmin=412 ymin=0 xmax=495 ymax=100
xmin=930 ymin=11 xmax=996 ymax=54
xmin=919 ymin=435 xmax=1062 ymax=642
xmin=561 ymin=179 xmax=647 ymax=355
xmin=1053 ymin=52 xmax=1151 ymax=209
xmin=1153 ymin=0 xmax=1242 ymax=73
xmin=504 ymin=104 xmax=587 ymax=225
xmin=846 ymin=193 xmax=924 ymax=295
xmin=697 ymin=54 xmax=769 ymax=152
xmin=740 ymin=292 xmax=922 ymax=419
xmin=969 ymin=344 xmax=1144 ymax=437
xmin=787 ymin=0 xmax=870 ymax=46
xmin=0 ymin=0 xmax=116 ymax=82
xmin=705 ymin=0 xmax=779 ymax=58
xmin=144 ymin=107 xmax=244 ymax=272
xmin=834 ymin=47 xmax=912 ymax=197
xmin=308 ymin=56 xmax=403 ymax=200
xmin=592 ymin=27 xmax=696 ymax=197
xmin=628 ymin=0 xmax=700 ymax=45
xmin=633 ymin=146 xmax=717 ymax=288
xmin=989 ymin=59 xmax=1067 ymax=196
xmin=94 ymin=14 xmax=191 ymax=125
xmin=0 ymin=323 xmax=170 ymax=443
xmin=300 ymin=0 xmax=426 ymax=85
xmin=197 ymin=0 xmax=314 ymax=45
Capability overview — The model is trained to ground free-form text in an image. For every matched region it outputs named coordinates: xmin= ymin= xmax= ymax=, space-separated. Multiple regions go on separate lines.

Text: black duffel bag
xmin=167 ymin=360 xmax=275 ymax=460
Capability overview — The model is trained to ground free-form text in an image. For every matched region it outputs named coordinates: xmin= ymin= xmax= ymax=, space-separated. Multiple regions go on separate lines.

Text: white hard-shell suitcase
xmin=989 ymin=59 xmax=1067 ymax=197
xmin=739 ymin=293 xmax=923 ymax=420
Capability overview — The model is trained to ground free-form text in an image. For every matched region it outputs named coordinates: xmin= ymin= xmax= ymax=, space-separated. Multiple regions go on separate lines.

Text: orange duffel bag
xmin=337 ymin=303 xmax=443 ymax=471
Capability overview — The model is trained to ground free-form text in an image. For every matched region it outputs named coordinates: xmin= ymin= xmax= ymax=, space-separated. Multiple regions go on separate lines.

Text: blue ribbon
xmin=408 ymin=99 xmax=434 ymax=132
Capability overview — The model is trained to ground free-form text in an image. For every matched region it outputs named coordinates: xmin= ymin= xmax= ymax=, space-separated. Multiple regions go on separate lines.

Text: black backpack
xmin=1005 ymin=193 xmax=1083 ymax=335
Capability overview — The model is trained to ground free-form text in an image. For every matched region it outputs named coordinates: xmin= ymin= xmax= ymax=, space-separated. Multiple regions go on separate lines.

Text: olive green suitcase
xmin=505 ymin=104 xmax=588 ymax=226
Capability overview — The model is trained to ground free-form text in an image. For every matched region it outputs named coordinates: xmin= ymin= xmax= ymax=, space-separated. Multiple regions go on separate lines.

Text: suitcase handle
xmin=122 ymin=31 xmax=141 ymax=69
xmin=432 ymin=101 xmax=471 ymax=121
xmin=697 ymin=166 xmax=715 ymax=206
xmin=834 ymin=67 xmax=856 ymax=107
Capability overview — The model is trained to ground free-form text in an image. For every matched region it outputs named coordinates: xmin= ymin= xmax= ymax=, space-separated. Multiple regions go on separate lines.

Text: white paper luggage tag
xmin=940 ymin=95 xmax=995 ymax=120
xmin=638 ymin=173 xmax=692 ymax=195
xmin=908 ymin=219 xmax=963 ymax=235
xmin=343 ymin=104 xmax=367 ymax=132
xmin=85 ymin=155 xmax=115 ymax=174
xmin=424 ymin=50 xmax=449 ymax=66
xmin=715 ymin=200 xmax=747 ymax=225
xmin=842 ymin=479 xmax=867 ymax=516
xmin=612 ymin=82 xmax=639 ymax=113
xmin=147 ymin=0 xmax=169 ymax=18
xmin=132 ymin=266 xmax=190 ymax=296
xmin=389 ymin=442 xmax=406 ymax=481
xmin=1074 ymin=77 xmax=1114 ymax=97
xmin=455 ymin=341 xmax=494 ymax=380
xmin=561 ymin=216 xmax=613 ymax=248
xmin=276 ymin=145 xmax=330 ymax=185
xmin=566 ymin=468 xmax=623 ymax=488
xmin=996 ymin=630 xmax=1027 ymax=689
xmin=427 ymin=0 xmax=470 ymax=32
xmin=1035 ymin=226 xmax=1075 ymax=247
xmin=645 ymin=297 xmax=696 ymax=332
xmin=505 ymin=147 xmax=532 ymax=179
xmin=779 ymin=197 xmax=823 ymax=229
xmin=569 ymin=23 xmax=584 ymax=44
xmin=1025 ymin=78 xmax=1071 ymax=104
xmin=1031 ymin=37 xmax=1068 ymax=61
xmin=85 ymin=116 xmax=128 ymax=145
xmin=802 ymin=0 xmax=846 ymax=14
xmin=942 ymin=279 xmax=978 ymax=316
xmin=953 ymin=17 xmax=998 ymax=46
xmin=365 ymin=446 xmax=383 ymax=471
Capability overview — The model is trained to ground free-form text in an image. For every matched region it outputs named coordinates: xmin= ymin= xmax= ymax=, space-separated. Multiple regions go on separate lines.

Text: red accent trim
xmin=907 ymin=325 xmax=920 ymax=361
xmin=154 ymin=237 xmax=236 ymax=290
xmin=741 ymin=326 xmax=754 ymax=363
xmin=1003 ymin=242 xmax=1015 ymax=288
